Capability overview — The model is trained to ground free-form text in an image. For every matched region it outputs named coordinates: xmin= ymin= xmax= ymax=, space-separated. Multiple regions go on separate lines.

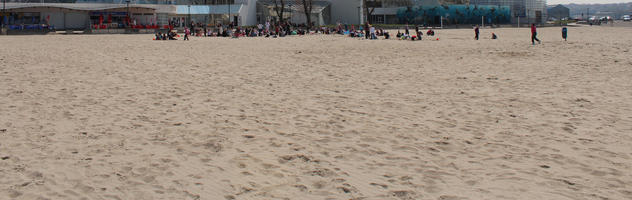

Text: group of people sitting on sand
xmin=154 ymin=20 xmax=573 ymax=44
xmin=155 ymin=31 xmax=178 ymax=40
xmin=152 ymin=20 xmax=440 ymax=41
xmin=343 ymin=24 xmax=390 ymax=40
xmin=391 ymin=24 xmax=437 ymax=41
xmin=196 ymin=22 xmax=311 ymax=38
xmin=157 ymin=21 xmax=577 ymax=44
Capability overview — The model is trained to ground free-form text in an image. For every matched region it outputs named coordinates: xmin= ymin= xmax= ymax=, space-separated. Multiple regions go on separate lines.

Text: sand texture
xmin=1 ymin=26 xmax=632 ymax=200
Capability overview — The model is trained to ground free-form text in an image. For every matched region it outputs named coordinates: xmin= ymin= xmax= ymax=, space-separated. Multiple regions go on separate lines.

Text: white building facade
xmin=1 ymin=0 xmax=545 ymax=31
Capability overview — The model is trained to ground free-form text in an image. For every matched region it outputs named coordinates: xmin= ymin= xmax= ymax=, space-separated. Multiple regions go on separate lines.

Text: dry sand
xmin=1 ymin=26 xmax=631 ymax=200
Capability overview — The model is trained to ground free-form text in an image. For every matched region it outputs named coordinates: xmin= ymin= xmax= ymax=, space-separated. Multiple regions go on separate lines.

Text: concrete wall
xmin=328 ymin=0 xmax=362 ymax=24
xmin=64 ymin=12 xmax=90 ymax=29
xmin=41 ymin=12 xmax=66 ymax=29
xmin=238 ymin=0 xmax=257 ymax=26
xmin=10 ymin=8 xmax=88 ymax=29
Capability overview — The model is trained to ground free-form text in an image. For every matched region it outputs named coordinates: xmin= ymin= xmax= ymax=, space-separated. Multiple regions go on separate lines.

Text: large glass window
xmin=6 ymin=12 xmax=41 ymax=25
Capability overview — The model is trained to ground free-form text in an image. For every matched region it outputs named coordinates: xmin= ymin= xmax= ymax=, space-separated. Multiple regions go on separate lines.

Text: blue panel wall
xmin=396 ymin=5 xmax=511 ymax=25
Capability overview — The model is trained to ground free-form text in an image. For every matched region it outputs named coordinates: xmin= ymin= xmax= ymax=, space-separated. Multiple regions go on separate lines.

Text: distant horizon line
xmin=547 ymin=2 xmax=632 ymax=6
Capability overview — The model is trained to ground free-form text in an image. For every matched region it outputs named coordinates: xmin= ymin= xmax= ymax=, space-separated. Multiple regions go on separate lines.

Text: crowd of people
xmin=154 ymin=20 xmax=570 ymax=44
xmin=153 ymin=20 xmax=442 ymax=41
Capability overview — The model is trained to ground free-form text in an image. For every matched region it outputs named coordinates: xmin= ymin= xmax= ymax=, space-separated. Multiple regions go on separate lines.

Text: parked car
xmin=624 ymin=15 xmax=631 ymax=21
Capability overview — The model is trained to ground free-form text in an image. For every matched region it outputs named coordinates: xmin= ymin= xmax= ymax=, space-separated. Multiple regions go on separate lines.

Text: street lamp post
xmin=357 ymin=6 xmax=361 ymax=25
xmin=126 ymin=0 xmax=130 ymax=28
xmin=228 ymin=1 xmax=231 ymax=26
xmin=2 ymin=0 xmax=6 ymax=29
xmin=205 ymin=0 xmax=209 ymax=27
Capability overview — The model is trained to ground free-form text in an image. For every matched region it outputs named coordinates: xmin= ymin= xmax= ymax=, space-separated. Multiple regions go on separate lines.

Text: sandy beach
xmin=1 ymin=26 xmax=631 ymax=200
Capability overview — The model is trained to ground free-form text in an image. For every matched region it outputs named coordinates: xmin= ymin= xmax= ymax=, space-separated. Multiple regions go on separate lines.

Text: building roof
xmin=2 ymin=3 xmax=159 ymax=11
xmin=549 ymin=4 xmax=570 ymax=11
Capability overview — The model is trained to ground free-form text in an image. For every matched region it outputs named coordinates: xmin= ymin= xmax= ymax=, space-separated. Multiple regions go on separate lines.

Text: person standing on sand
xmin=562 ymin=27 xmax=568 ymax=41
xmin=370 ymin=25 xmax=376 ymax=39
xmin=415 ymin=25 xmax=421 ymax=41
xmin=474 ymin=25 xmax=479 ymax=40
xmin=265 ymin=21 xmax=270 ymax=34
xmin=364 ymin=22 xmax=370 ymax=39
xmin=184 ymin=27 xmax=190 ymax=41
xmin=531 ymin=23 xmax=541 ymax=45
xmin=405 ymin=23 xmax=410 ymax=36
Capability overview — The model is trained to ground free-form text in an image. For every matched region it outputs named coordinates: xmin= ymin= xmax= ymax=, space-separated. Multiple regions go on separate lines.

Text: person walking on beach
xmin=531 ymin=24 xmax=541 ymax=45
xmin=561 ymin=27 xmax=568 ymax=41
xmin=184 ymin=27 xmax=190 ymax=41
xmin=474 ymin=25 xmax=480 ymax=40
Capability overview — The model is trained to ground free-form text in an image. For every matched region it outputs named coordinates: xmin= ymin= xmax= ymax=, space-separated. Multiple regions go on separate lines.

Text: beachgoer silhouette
xmin=531 ymin=24 xmax=540 ymax=45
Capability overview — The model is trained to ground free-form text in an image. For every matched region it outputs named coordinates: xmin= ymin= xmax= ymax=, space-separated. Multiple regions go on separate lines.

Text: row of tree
xmin=271 ymin=0 xmax=312 ymax=27
xmin=269 ymin=0 xmax=412 ymax=27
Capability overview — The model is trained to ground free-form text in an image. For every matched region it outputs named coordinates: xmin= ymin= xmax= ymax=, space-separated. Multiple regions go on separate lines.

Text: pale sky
xmin=548 ymin=0 xmax=632 ymax=4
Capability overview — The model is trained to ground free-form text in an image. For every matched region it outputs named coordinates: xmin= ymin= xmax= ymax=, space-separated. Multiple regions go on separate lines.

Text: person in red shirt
xmin=531 ymin=24 xmax=540 ymax=45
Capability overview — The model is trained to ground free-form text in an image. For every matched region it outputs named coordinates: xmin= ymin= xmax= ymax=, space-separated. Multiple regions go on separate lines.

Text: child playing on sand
xmin=184 ymin=27 xmax=190 ymax=41
xmin=492 ymin=32 xmax=498 ymax=39
xmin=562 ymin=27 xmax=568 ymax=41
xmin=474 ymin=25 xmax=480 ymax=40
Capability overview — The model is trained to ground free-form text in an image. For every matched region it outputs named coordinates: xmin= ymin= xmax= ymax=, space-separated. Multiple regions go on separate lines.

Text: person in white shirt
xmin=265 ymin=21 xmax=270 ymax=34
xmin=370 ymin=26 xmax=376 ymax=40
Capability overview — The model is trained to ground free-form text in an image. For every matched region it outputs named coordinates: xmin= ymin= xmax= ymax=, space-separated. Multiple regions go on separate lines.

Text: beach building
xmin=547 ymin=4 xmax=569 ymax=20
xmin=255 ymin=0 xmax=332 ymax=26
xmin=359 ymin=0 xmax=546 ymax=26
xmin=172 ymin=1 xmax=256 ymax=27
xmin=471 ymin=0 xmax=547 ymax=24
xmin=1 ymin=2 xmax=167 ymax=31
xmin=0 ymin=0 xmax=256 ymax=31
xmin=0 ymin=0 xmax=363 ymax=31
xmin=328 ymin=0 xmax=363 ymax=25
xmin=0 ymin=0 xmax=547 ymax=33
